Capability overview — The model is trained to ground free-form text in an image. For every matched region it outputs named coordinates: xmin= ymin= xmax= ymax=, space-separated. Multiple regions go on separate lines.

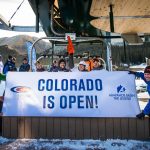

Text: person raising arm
xmin=129 ymin=66 xmax=150 ymax=119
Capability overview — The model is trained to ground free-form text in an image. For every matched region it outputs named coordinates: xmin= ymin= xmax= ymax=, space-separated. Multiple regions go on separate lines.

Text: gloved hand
xmin=136 ymin=111 xmax=145 ymax=119
xmin=128 ymin=71 xmax=136 ymax=75
xmin=0 ymin=73 xmax=6 ymax=81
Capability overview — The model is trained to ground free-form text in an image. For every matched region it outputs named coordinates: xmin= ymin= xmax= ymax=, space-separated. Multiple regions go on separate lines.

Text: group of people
xmin=0 ymin=54 xmax=105 ymax=74
xmin=78 ymin=58 xmax=104 ymax=72
xmin=49 ymin=58 xmax=104 ymax=72
xmin=49 ymin=59 xmax=70 ymax=72
xmin=0 ymin=55 xmax=46 ymax=74
xmin=2 ymin=55 xmax=17 ymax=74
xmin=0 ymin=54 xmax=150 ymax=119
xmin=0 ymin=55 xmax=29 ymax=74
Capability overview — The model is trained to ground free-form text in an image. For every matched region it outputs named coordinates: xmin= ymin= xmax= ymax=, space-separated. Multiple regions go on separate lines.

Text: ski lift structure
xmin=36 ymin=48 xmax=107 ymax=71
xmin=30 ymin=36 xmax=110 ymax=71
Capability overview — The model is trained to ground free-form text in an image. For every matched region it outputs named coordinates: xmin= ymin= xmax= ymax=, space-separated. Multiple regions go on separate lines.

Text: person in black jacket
xmin=35 ymin=61 xmax=45 ymax=72
xmin=92 ymin=58 xmax=104 ymax=71
xmin=49 ymin=59 xmax=70 ymax=72
xmin=57 ymin=59 xmax=70 ymax=72
xmin=19 ymin=58 xmax=30 ymax=72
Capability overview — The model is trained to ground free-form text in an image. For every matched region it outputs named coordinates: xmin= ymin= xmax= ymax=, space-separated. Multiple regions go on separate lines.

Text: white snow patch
xmin=139 ymin=100 xmax=148 ymax=110
xmin=0 ymin=137 xmax=150 ymax=150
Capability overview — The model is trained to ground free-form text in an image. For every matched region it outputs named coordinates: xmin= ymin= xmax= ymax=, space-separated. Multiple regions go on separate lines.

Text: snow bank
xmin=0 ymin=137 xmax=150 ymax=150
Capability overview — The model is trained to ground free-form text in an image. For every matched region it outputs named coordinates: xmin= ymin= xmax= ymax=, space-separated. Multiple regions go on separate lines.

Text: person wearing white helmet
xmin=78 ymin=61 xmax=88 ymax=72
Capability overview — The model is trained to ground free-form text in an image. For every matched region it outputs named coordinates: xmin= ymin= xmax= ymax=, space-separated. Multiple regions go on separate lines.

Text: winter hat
xmin=144 ymin=66 xmax=150 ymax=73
xmin=93 ymin=58 xmax=99 ymax=62
xmin=58 ymin=59 xmax=66 ymax=65
xmin=8 ymin=55 xmax=12 ymax=60
xmin=23 ymin=57 xmax=28 ymax=61
xmin=78 ymin=61 xmax=86 ymax=66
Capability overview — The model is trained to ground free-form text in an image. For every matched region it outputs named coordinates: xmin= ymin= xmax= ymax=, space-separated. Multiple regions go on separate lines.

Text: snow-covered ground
xmin=129 ymin=63 xmax=146 ymax=70
xmin=0 ymin=137 xmax=150 ymax=150
xmin=139 ymin=100 xmax=148 ymax=110
xmin=0 ymin=81 xmax=5 ymax=96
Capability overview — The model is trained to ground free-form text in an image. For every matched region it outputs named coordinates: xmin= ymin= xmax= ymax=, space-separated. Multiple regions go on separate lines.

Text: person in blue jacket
xmin=19 ymin=57 xmax=30 ymax=72
xmin=129 ymin=66 xmax=150 ymax=119
xmin=3 ymin=56 xmax=17 ymax=74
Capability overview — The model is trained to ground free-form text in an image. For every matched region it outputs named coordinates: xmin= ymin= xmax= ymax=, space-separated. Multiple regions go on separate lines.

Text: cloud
xmin=0 ymin=0 xmax=42 ymax=38
xmin=0 ymin=0 xmax=35 ymax=26
xmin=0 ymin=29 xmax=46 ymax=38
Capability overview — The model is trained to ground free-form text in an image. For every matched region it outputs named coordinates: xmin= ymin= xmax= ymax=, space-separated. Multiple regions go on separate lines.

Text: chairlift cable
xmin=8 ymin=0 xmax=25 ymax=23
xmin=53 ymin=18 xmax=67 ymax=30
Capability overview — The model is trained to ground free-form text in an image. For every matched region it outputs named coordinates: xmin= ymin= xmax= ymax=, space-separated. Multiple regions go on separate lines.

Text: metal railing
xmin=30 ymin=36 xmax=112 ymax=71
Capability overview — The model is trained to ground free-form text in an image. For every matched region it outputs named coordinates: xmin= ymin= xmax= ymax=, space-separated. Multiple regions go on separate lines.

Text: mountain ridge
xmin=0 ymin=35 xmax=51 ymax=55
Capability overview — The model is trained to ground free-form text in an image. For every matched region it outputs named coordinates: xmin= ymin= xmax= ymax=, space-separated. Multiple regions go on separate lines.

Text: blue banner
xmin=26 ymin=41 xmax=36 ymax=72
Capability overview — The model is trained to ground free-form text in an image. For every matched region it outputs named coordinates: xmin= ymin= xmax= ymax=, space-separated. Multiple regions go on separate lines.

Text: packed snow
xmin=0 ymin=137 xmax=150 ymax=150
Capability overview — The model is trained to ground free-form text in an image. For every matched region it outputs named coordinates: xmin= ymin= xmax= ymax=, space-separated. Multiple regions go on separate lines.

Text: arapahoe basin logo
xmin=109 ymin=85 xmax=136 ymax=100
xmin=10 ymin=86 xmax=31 ymax=93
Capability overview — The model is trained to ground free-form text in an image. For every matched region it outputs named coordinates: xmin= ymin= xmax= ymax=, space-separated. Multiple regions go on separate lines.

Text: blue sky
xmin=0 ymin=0 xmax=45 ymax=38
